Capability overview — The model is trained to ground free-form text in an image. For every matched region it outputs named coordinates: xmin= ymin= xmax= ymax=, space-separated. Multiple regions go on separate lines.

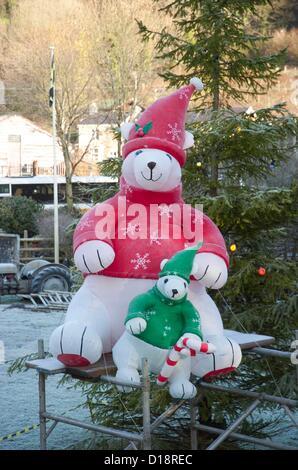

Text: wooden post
xmin=142 ymin=358 xmax=151 ymax=450
xmin=190 ymin=399 xmax=198 ymax=450
xmin=23 ymin=230 xmax=28 ymax=262
xmin=38 ymin=339 xmax=47 ymax=450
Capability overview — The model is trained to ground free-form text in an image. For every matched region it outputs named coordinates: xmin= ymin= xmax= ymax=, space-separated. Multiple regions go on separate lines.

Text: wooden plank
xmin=25 ymin=330 xmax=276 ymax=382
xmin=26 ymin=358 xmax=66 ymax=375
xmin=67 ymin=353 xmax=117 ymax=380
xmin=20 ymin=247 xmax=53 ymax=252
xmin=21 ymin=238 xmax=53 ymax=242
xmin=224 ymin=329 xmax=275 ymax=350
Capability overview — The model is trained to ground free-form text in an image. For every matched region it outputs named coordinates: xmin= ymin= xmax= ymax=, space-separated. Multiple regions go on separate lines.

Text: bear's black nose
xmin=172 ymin=289 xmax=178 ymax=297
xmin=147 ymin=161 xmax=156 ymax=170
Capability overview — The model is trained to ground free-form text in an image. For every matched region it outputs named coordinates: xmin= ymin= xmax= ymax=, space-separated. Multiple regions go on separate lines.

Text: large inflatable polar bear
xmin=49 ymin=77 xmax=242 ymax=378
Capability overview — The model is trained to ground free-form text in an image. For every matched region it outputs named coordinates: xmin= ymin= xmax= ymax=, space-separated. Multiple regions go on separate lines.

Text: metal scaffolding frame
xmin=26 ymin=333 xmax=298 ymax=451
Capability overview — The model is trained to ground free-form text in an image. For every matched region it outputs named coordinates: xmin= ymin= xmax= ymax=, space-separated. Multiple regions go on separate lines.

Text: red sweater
xmin=73 ymin=179 xmax=229 ymax=279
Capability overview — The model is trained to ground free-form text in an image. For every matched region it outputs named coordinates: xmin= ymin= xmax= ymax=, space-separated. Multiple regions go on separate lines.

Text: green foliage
xmin=138 ymin=0 xmax=285 ymax=109
xmin=138 ymin=0 xmax=296 ymax=196
xmin=187 ymin=186 xmax=298 ymax=344
xmin=0 ymin=196 xmax=42 ymax=237
xmin=0 ymin=0 xmax=15 ymax=22
xmin=183 ymin=105 xmax=298 ymax=196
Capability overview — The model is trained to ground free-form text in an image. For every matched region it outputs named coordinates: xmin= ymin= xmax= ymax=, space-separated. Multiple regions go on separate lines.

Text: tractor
xmin=0 ymin=233 xmax=72 ymax=295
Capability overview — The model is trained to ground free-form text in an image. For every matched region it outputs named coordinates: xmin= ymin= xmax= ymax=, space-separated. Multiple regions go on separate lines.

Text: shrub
xmin=0 ymin=196 xmax=42 ymax=237
xmin=37 ymin=207 xmax=80 ymax=264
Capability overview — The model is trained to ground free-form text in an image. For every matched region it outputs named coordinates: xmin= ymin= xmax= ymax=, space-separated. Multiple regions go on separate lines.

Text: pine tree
xmin=136 ymin=0 xmax=298 ymax=438
xmin=138 ymin=0 xmax=291 ymax=196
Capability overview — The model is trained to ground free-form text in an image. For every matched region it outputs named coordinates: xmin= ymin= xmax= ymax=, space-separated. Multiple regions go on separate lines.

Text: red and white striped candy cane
xmin=156 ymin=337 xmax=210 ymax=386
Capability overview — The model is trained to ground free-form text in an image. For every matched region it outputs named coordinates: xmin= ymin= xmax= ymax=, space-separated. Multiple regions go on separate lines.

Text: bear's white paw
xmin=192 ymin=253 xmax=228 ymax=289
xmin=49 ymin=321 xmax=102 ymax=367
xmin=169 ymin=380 xmax=197 ymax=400
xmin=116 ymin=367 xmax=141 ymax=393
xmin=74 ymin=240 xmax=115 ymax=274
xmin=125 ymin=317 xmax=147 ymax=335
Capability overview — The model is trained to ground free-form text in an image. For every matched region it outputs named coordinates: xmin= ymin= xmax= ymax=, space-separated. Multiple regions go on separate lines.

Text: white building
xmin=0 ymin=114 xmax=116 ymax=203
xmin=78 ymin=111 xmax=119 ymax=162
xmin=0 ymin=114 xmax=64 ymax=177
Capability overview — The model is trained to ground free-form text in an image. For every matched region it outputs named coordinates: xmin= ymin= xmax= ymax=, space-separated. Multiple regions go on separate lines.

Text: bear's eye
xmin=184 ymin=282 xmax=187 ymax=288
xmin=164 ymin=278 xmax=168 ymax=284
xmin=166 ymin=153 xmax=172 ymax=161
xmin=135 ymin=150 xmax=143 ymax=156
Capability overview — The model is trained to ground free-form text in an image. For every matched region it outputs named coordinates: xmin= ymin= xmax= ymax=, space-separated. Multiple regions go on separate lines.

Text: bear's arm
xmin=181 ymin=300 xmax=203 ymax=340
xmin=125 ymin=292 xmax=154 ymax=324
xmin=186 ymin=207 xmax=229 ymax=268
xmin=73 ymin=200 xmax=116 ymax=252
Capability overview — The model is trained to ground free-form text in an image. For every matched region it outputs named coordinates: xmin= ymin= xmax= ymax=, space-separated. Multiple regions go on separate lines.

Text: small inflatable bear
xmin=113 ymin=244 xmax=215 ymax=399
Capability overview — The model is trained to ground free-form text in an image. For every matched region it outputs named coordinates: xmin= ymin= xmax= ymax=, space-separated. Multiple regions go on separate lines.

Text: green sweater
xmin=125 ymin=286 xmax=203 ymax=350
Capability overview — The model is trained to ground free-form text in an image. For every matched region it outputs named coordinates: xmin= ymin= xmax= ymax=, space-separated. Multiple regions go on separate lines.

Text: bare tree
xmin=1 ymin=0 xmax=98 ymax=211
xmin=1 ymin=0 xmax=167 ymax=209
xmin=90 ymin=0 xmax=168 ymax=149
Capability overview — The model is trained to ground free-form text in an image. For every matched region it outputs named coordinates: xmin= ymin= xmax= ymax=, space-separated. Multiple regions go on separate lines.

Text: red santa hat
xmin=121 ymin=77 xmax=204 ymax=167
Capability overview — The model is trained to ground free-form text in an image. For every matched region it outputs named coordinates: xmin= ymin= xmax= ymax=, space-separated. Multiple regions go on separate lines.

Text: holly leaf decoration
xmin=135 ymin=123 xmax=141 ymax=131
xmin=143 ymin=121 xmax=153 ymax=134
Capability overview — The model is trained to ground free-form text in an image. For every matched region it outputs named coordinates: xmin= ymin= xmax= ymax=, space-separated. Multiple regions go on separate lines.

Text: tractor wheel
xmin=31 ymin=265 xmax=72 ymax=293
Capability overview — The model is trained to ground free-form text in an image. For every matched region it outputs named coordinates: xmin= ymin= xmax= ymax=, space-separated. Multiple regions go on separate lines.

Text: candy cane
xmin=156 ymin=337 xmax=210 ymax=386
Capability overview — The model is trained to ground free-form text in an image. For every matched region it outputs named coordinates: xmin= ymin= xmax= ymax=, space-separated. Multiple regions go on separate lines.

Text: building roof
xmin=79 ymin=111 xmax=119 ymax=126
xmin=0 ymin=114 xmax=53 ymax=138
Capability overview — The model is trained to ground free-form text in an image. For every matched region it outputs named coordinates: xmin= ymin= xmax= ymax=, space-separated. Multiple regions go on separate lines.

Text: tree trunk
xmin=65 ymin=173 xmax=74 ymax=212
xmin=62 ymin=143 xmax=74 ymax=212
xmin=210 ymin=53 xmax=220 ymax=197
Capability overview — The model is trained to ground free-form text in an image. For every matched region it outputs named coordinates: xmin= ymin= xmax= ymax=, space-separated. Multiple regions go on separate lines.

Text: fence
xmin=20 ymin=230 xmax=54 ymax=263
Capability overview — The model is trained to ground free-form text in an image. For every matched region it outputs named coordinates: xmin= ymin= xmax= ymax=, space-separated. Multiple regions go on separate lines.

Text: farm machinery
xmin=0 ymin=233 xmax=72 ymax=295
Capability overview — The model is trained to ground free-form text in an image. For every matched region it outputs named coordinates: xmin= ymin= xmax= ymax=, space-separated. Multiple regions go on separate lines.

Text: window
xmin=0 ymin=184 xmax=10 ymax=195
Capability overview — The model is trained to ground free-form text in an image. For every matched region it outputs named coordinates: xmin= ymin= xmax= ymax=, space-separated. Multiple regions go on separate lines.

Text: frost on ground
xmin=0 ymin=304 xmax=89 ymax=450
xmin=0 ymin=304 xmax=297 ymax=450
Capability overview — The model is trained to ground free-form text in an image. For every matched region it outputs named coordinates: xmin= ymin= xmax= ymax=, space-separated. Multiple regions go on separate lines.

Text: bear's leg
xmin=49 ymin=276 xmax=112 ymax=366
xmin=112 ymin=332 xmax=141 ymax=392
xmin=168 ymin=357 xmax=197 ymax=400
xmin=191 ymin=335 xmax=242 ymax=379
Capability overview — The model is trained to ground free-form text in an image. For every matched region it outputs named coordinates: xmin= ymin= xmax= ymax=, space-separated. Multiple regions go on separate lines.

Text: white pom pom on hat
xmin=190 ymin=77 xmax=204 ymax=91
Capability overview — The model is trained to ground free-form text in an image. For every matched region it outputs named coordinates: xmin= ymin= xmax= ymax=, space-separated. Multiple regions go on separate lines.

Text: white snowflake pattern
xmin=146 ymin=310 xmax=156 ymax=317
xmin=179 ymin=89 xmax=189 ymax=100
xmin=120 ymin=222 xmax=139 ymax=237
xmin=164 ymin=325 xmax=172 ymax=331
xmin=78 ymin=218 xmax=93 ymax=231
xmin=123 ymin=184 xmax=133 ymax=196
xmin=158 ymin=204 xmax=172 ymax=218
xmin=130 ymin=252 xmax=151 ymax=270
xmin=150 ymin=230 xmax=161 ymax=245
xmin=166 ymin=122 xmax=181 ymax=142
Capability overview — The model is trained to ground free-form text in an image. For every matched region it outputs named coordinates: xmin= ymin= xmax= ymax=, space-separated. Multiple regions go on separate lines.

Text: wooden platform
xmin=26 ymin=330 xmax=275 ymax=380
xmin=68 ymin=353 xmax=116 ymax=380
xmin=224 ymin=329 xmax=275 ymax=350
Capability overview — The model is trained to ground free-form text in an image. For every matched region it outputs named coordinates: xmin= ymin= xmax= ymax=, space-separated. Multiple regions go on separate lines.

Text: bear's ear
xmin=160 ymin=259 xmax=168 ymax=270
xmin=120 ymin=122 xmax=134 ymax=140
xmin=191 ymin=259 xmax=199 ymax=276
xmin=183 ymin=131 xmax=195 ymax=150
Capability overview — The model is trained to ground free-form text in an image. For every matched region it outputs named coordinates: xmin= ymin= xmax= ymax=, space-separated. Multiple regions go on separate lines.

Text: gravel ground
xmin=0 ymin=303 xmax=89 ymax=450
